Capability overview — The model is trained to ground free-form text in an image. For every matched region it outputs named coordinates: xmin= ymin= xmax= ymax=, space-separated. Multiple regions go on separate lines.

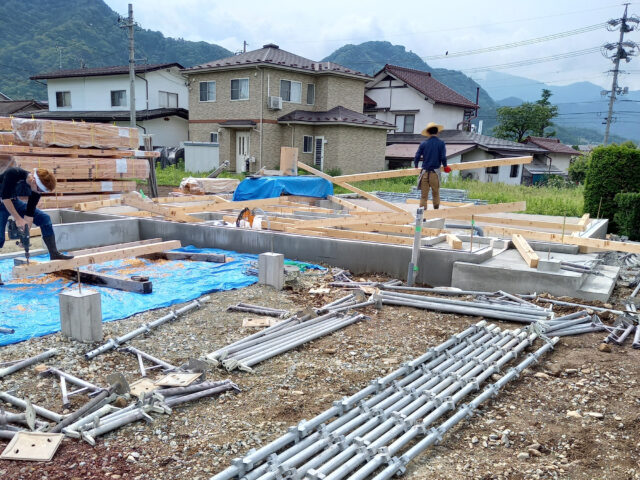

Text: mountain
xmin=476 ymin=71 xmax=640 ymax=142
xmin=322 ymin=41 xmax=498 ymax=131
xmin=0 ymin=0 xmax=231 ymax=100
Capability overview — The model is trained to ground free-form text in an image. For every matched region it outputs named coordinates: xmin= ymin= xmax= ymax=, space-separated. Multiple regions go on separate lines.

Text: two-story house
xmin=365 ymin=64 xmax=478 ymax=133
xmin=524 ymin=136 xmax=582 ymax=176
xmin=26 ymin=63 xmax=188 ymax=147
xmin=183 ymin=44 xmax=395 ymax=174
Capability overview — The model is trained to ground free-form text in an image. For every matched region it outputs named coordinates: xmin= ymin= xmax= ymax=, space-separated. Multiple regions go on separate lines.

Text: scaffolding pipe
xmin=0 ymin=349 xmax=57 ymax=379
xmin=0 ymin=391 xmax=64 ymax=423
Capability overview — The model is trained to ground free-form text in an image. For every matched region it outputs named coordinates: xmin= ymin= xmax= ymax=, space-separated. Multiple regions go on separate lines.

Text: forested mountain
xmin=0 ymin=0 xmax=231 ymax=100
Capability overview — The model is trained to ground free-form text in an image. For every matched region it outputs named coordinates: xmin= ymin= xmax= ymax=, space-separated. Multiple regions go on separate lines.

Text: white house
xmin=26 ymin=63 xmax=188 ymax=147
xmin=365 ymin=64 xmax=478 ymax=133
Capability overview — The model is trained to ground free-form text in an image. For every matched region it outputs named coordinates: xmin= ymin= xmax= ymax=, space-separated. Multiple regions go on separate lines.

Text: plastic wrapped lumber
xmin=13 ymin=156 xmax=149 ymax=180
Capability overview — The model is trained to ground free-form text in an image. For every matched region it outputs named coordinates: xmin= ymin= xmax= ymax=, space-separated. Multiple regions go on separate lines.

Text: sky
xmin=103 ymin=0 xmax=640 ymax=90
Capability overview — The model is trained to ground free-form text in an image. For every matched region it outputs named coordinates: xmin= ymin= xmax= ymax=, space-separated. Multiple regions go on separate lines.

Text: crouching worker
xmin=0 ymin=167 xmax=74 ymax=267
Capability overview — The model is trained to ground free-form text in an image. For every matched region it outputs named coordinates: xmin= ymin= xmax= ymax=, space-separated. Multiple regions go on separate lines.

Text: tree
xmin=568 ymin=154 xmax=589 ymax=184
xmin=493 ymin=90 xmax=558 ymax=142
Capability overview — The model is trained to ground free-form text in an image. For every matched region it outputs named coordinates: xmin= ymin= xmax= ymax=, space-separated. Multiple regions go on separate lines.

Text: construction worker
xmin=414 ymin=122 xmax=451 ymax=210
xmin=0 ymin=167 xmax=73 ymax=283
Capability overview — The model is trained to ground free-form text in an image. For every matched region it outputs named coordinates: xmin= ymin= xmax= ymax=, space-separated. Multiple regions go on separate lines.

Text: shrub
xmin=325 ymin=167 xmax=343 ymax=177
xmin=583 ymin=144 xmax=640 ymax=232
xmin=568 ymin=155 xmax=589 ymax=184
xmin=614 ymin=192 xmax=640 ymax=241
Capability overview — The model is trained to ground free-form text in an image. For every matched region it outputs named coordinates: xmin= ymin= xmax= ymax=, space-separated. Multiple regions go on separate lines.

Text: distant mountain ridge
xmin=0 ymin=0 xmax=231 ymax=100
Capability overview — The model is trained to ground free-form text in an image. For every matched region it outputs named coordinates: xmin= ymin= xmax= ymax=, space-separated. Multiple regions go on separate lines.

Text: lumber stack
xmin=0 ymin=117 xmax=156 ymax=206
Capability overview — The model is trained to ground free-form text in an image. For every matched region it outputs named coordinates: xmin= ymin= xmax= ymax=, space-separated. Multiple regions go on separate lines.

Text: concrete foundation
xmin=259 ymin=252 xmax=284 ymax=290
xmin=59 ymin=288 xmax=103 ymax=342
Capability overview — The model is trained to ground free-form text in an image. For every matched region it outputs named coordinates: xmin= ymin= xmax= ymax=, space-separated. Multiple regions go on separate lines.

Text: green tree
xmin=568 ymin=154 xmax=589 ymax=184
xmin=493 ymin=90 xmax=558 ymax=142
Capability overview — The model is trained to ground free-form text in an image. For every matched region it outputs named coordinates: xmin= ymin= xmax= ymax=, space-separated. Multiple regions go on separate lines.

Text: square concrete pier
xmin=59 ymin=289 xmax=103 ymax=343
xmin=259 ymin=252 xmax=284 ymax=290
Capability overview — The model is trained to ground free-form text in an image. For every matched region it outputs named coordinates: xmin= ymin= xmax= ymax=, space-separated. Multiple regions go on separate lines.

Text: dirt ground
xmin=0 ymin=268 xmax=639 ymax=480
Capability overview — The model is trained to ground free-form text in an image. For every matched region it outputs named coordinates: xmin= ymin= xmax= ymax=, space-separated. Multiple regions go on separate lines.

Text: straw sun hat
xmin=420 ymin=122 xmax=444 ymax=136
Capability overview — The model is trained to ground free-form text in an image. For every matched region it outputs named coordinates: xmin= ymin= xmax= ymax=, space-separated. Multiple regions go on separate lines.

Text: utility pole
xmin=602 ymin=4 xmax=639 ymax=144
xmin=243 ymin=40 xmax=248 ymax=53
xmin=119 ymin=4 xmax=137 ymax=128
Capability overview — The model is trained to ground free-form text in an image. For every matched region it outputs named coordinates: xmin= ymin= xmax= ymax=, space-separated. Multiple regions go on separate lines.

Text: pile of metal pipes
xmin=538 ymin=310 xmax=606 ymax=337
xmin=209 ymin=321 xmax=556 ymax=480
xmin=85 ymin=296 xmax=209 ymax=360
xmin=376 ymin=290 xmax=552 ymax=323
xmin=227 ymin=303 xmax=289 ymax=318
xmin=205 ymin=312 xmax=368 ymax=372
xmin=0 ymin=391 xmax=64 ymax=439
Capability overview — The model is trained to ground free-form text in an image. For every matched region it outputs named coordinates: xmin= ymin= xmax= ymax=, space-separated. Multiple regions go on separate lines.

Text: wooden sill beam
xmin=512 ymin=233 xmax=539 ymax=268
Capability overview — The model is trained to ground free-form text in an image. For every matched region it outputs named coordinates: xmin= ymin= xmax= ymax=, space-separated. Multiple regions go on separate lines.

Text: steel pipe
xmin=164 ymin=382 xmax=239 ymax=407
xmin=633 ymin=325 xmax=640 ymax=349
xmin=82 ymin=408 xmax=153 ymax=446
xmin=0 ymin=349 xmax=57 ymax=379
xmin=156 ymin=380 xmax=234 ymax=398
xmin=0 ymin=391 xmax=64 ymax=423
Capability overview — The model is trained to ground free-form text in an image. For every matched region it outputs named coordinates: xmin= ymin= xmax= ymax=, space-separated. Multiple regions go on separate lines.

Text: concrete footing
xmin=59 ymin=289 xmax=103 ymax=342
xmin=258 ymin=252 xmax=284 ymax=290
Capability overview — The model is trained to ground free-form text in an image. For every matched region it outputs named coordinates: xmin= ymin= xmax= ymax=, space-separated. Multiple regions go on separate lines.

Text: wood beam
xmin=457 ymin=214 xmax=583 ymax=232
xmin=122 ymin=194 xmax=203 ymax=223
xmin=304 ymin=227 xmax=415 ymax=246
xmin=177 ymin=197 xmax=284 ymax=213
xmin=446 ymin=234 xmax=463 ymax=250
xmin=421 ymin=201 xmax=526 ymax=221
xmin=74 ymin=198 xmax=123 ymax=211
xmin=512 ymin=233 xmax=539 ymax=268
xmin=327 ymin=195 xmax=371 ymax=212
xmin=332 ymin=156 xmax=533 ymax=183
xmin=341 ymin=223 xmax=444 ymax=237
xmin=578 ymin=213 xmax=590 ymax=229
xmin=153 ymin=195 xmax=229 ymax=204
xmin=289 ymin=212 xmax=407 ymax=229
xmin=481 ymin=225 xmax=640 ymax=254
xmin=297 ymin=161 xmax=412 ymax=219
xmin=12 ymin=240 xmax=181 ymax=278
xmin=58 ymin=270 xmax=152 ymax=294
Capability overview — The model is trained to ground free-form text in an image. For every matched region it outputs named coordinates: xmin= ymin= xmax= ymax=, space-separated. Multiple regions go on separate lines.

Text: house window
xmin=510 ymin=164 xmax=519 ymax=178
xmin=486 ymin=166 xmax=499 ymax=174
xmin=110 ymin=90 xmax=127 ymax=107
xmin=303 ymin=135 xmax=313 ymax=153
xmin=159 ymin=91 xmax=178 ymax=108
xmin=199 ymin=81 xmax=216 ymax=102
xmin=231 ymin=78 xmax=249 ymax=100
xmin=280 ymin=80 xmax=301 ymax=103
xmin=395 ymin=114 xmax=415 ymax=133
xmin=210 ymin=132 xmax=219 ymax=143
xmin=55 ymin=91 xmax=71 ymax=108
xmin=306 ymin=84 xmax=315 ymax=105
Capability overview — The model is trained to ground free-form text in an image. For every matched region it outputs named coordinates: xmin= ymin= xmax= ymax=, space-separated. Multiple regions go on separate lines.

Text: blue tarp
xmin=232 ymin=176 xmax=333 ymax=201
xmin=0 ymin=246 xmax=324 ymax=347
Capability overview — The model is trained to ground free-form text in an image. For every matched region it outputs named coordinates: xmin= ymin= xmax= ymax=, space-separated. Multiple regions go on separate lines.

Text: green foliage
xmin=583 ymin=143 xmax=640 ymax=231
xmin=568 ymin=155 xmax=589 ymax=184
xmin=614 ymin=192 xmax=640 ymax=241
xmin=493 ymin=90 xmax=558 ymax=142
xmin=324 ymin=167 xmax=343 ymax=177
xmin=0 ymin=0 xmax=232 ymax=100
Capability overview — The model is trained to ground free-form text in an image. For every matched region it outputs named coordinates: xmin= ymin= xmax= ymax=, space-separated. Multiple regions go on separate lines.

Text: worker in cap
xmin=0 ymin=167 xmax=74 ymax=283
xmin=414 ymin=122 xmax=451 ymax=210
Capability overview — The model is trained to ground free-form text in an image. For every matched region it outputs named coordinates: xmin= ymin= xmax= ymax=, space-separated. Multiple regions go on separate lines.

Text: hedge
xmin=614 ymin=192 xmax=640 ymax=241
xmin=583 ymin=144 xmax=640 ymax=232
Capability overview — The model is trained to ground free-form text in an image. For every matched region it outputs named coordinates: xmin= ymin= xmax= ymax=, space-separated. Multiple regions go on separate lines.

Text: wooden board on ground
xmin=0 ymin=432 xmax=64 ymax=461
xmin=332 ymin=156 xmax=533 ymax=183
xmin=512 ymin=233 xmax=539 ymax=268
xmin=143 ymin=251 xmax=227 ymax=263
xmin=243 ymin=318 xmax=281 ymax=328
xmin=297 ymin=161 xmax=413 ymax=219
xmin=154 ymin=372 xmax=201 ymax=387
xmin=12 ymin=240 xmax=181 ymax=278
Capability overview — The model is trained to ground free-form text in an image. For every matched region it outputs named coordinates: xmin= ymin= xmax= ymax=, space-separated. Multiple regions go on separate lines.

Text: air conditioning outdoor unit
xmin=268 ymin=96 xmax=283 ymax=110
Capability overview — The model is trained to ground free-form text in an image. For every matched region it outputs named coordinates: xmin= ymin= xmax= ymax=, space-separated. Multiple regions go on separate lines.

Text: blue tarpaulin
xmin=232 ymin=176 xmax=333 ymax=201
xmin=0 ymin=246 xmax=324 ymax=347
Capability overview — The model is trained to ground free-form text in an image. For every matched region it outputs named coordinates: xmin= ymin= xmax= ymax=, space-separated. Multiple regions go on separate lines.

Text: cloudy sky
xmin=103 ymin=0 xmax=639 ymax=90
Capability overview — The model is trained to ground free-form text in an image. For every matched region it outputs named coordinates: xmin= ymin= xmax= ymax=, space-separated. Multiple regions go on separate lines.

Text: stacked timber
xmin=0 ymin=117 xmax=155 ymax=208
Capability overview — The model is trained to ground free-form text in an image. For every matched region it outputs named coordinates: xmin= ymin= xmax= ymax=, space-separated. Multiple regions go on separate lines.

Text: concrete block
xmin=59 ymin=289 xmax=103 ymax=343
xmin=258 ymin=252 xmax=284 ymax=290
xmin=537 ymin=259 xmax=562 ymax=272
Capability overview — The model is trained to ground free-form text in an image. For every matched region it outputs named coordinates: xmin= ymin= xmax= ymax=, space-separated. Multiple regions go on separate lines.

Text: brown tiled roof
xmin=31 ymin=63 xmax=183 ymax=80
xmin=524 ymin=136 xmax=583 ymax=155
xmin=364 ymin=94 xmax=377 ymax=107
xmin=184 ymin=44 xmax=370 ymax=79
xmin=278 ymin=106 xmax=394 ymax=129
xmin=0 ymin=100 xmax=47 ymax=115
xmin=375 ymin=65 xmax=477 ymax=109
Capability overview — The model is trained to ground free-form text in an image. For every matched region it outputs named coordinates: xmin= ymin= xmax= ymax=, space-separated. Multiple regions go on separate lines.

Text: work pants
xmin=0 ymin=199 xmax=54 ymax=249
xmin=420 ymin=170 xmax=440 ymax=209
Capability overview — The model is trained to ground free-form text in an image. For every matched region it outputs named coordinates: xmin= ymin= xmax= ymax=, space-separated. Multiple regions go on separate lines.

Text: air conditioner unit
xmin=268 ymin=96 xmax=282 ymax=110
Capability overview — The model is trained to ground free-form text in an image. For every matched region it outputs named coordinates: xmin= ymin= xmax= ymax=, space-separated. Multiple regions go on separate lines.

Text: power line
xmin=459 ymin=47 xmax=602 ymax=73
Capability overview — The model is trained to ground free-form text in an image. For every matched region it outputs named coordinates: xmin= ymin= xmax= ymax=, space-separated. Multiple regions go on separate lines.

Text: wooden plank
xmin=469 ymin=214 xmax=583 ymax=232
xmin=578 ymin=213 xmax=590 ymax=229
xmin=512 ymin=234 xmax=539 ymax=268
xmin=58 ymin=270 xmax=153 ymax=294
xmin=40 ymin=194 xmax=121 ymax=209
xmin=406 ymin=199 xmax=469 ymax=207
xmin=122 ymin=194 xmax=203 ymax=223
xmin=332 ymin=156 xmax=533 ymax=183
xmin=481 ymin=225 xmax=640 ymax=254
xmin=143 ymin=251 xmax=227 ymax=263
xmin=0 ymin=117 xmax=11 ymax=130
xmin=13 ymin=156 xmax=149 ymax=180
xmin=74 ymin=198 xmax=123 ymax=211
xmin=280 ymin=146 xmax=298 ymax=175
xmin=289 ymin=212 xmax=407 ymax=229
xmin=341 ymin=223 xmax=444 ymax=237
xmin=70 ymin=239 xmax=163 ymax=257
xmin=177 ymin=197 xmax=285 ymax=214
xmin=12 ymin=240 xmax=182 ymax=278
xmin=327 ymin=195 xmax=371 ymax=212
xmin=308 ymin=227 xmax=415 ymax=246
xmin=53 ymin=180 xmax=136 ymax=194
xmin=421 ymin=201 xmax=526 ymax=221
xmin=152 ymin=195 xmax=228 ymax=204
xmin=0 ymin=145 xmax=159 ymax=158
xmin=446 ymin=234 xmax=463 ymax=250
xmin=297 ymin=161 xmax=412 ymax=219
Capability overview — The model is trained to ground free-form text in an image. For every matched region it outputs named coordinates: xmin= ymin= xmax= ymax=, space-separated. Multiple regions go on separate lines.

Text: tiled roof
xmin=184 ymin=44 xmax=370 ymax=79
xmin=524 ymin=136 xmax=583 ymax=155
xmin=31 ymin=63 xmax=184 ymax=80
xmin=386 ymin=142 xmax=476 ymax=159
xmin=374 ymin=65 xmax=477 ymax=109
xmin=0 ymin=100 xmax=47 ymax=115
xmin=278 ymin=106 xmax=395 ymax=128
xmin=0 ymin=91 xmax=11 ymax=101
xmin=388 ymin=130 xmax=547 ymax=153
xmin=13 ymin=108 xmax=189 ymax=121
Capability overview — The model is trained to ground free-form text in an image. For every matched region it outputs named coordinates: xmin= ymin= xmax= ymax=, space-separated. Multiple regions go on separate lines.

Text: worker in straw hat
xmin=414 ymin=122 xmax=451 ymax=210
xmin=0 ymin=167 xmax=74 ymax=284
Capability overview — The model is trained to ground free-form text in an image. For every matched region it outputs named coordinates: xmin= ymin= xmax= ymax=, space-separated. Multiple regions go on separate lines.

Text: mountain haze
xmin=0 ymin=0 xmax=231 ymax=100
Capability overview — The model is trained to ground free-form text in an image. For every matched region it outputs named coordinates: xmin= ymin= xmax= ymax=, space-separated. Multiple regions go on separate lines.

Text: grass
xmin=148 ymin=161 xmax=245 ymax=187
xmin=336 ymin=176 xmax=584 ymax=217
